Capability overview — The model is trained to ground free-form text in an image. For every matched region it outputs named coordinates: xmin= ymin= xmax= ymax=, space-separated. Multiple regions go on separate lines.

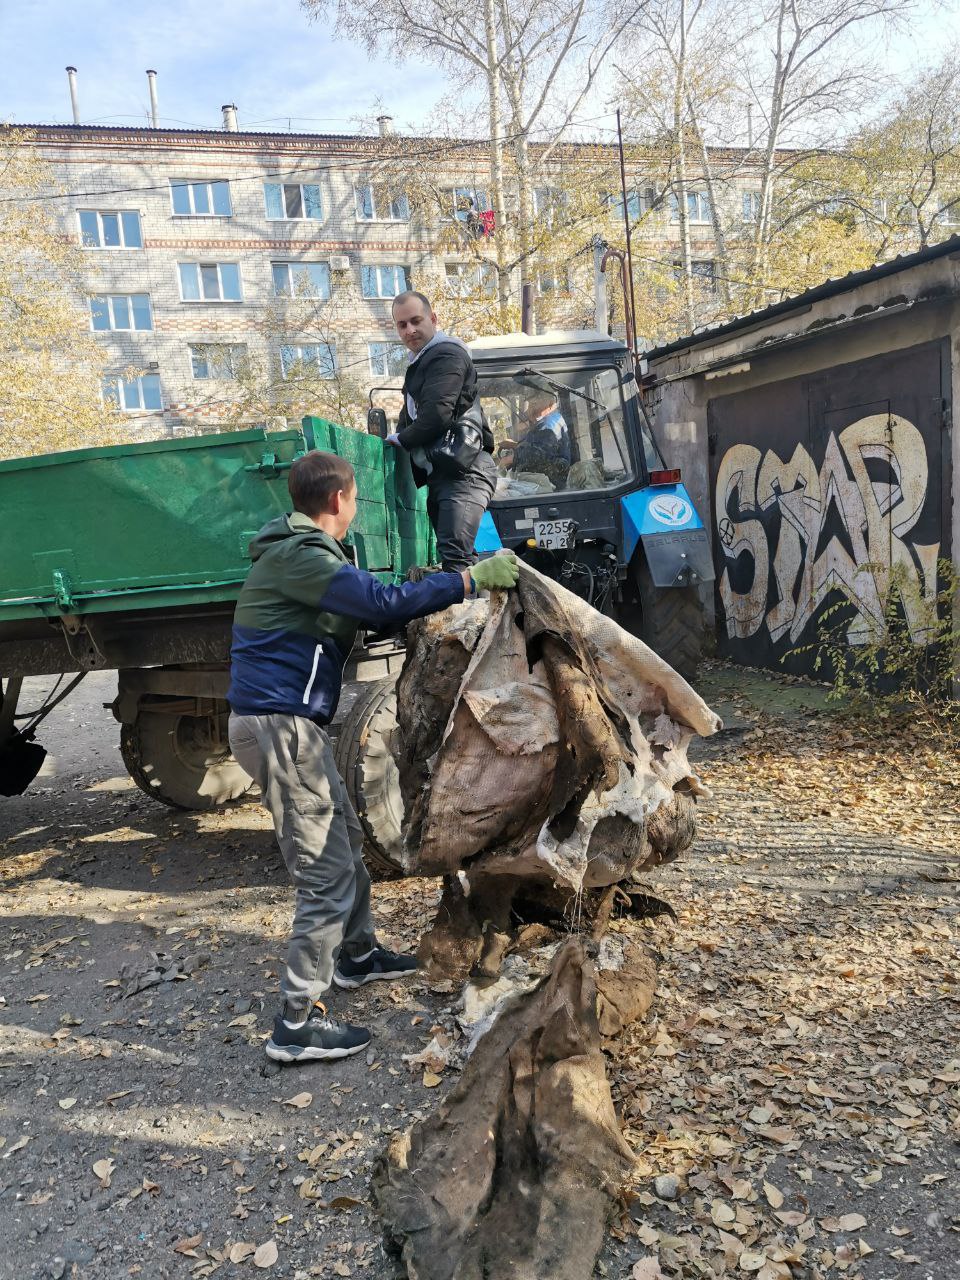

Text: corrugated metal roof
xmin=644 ymin=233 xmax=960 ymax=361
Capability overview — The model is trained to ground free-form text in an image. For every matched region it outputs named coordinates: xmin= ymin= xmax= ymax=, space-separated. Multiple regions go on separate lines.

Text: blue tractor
xmin=469 ymin=328 xmax=713 ymax=679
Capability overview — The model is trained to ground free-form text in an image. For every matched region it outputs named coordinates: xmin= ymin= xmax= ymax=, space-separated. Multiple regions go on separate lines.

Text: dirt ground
xmin=1 ymin=664 xmax=957 ymax=1280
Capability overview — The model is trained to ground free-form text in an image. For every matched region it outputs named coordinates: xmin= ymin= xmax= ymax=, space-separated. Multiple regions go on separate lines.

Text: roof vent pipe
xmin=377 ymin=114 xmax=394 ymax=137
xmin=65 ymin=66 xmax=80 ymax=125
xmin=146 ymin=70 xmax=159 ymax=128
xmin=222 ymin=104 xmax=239 ymax=132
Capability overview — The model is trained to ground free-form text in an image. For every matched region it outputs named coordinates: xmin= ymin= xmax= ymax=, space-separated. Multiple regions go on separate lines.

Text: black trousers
xmin=426 ymin=453 xmax=497 ymax=572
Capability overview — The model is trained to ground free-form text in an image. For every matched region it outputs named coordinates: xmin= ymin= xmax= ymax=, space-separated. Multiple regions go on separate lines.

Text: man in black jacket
xmin=387 ymin=291 xmax=497 ymax=571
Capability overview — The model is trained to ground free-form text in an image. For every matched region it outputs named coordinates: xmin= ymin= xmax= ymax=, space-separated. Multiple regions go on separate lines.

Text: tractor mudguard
xmin=621 ymin=484 xmax=715 ymax=588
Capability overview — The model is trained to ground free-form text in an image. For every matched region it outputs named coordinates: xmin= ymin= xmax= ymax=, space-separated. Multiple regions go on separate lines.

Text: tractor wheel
xmin=121 ymin=705 xmax=254 ymax=810
xmin=333 ymin=676 xmax=404 ymax=880
xmin=616 ymin=561 xmax=705 ymax=682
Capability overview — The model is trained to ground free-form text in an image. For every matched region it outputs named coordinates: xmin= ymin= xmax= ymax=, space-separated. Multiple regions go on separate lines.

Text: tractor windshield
xmin=479 ymin=365 xmax=634 ymax=501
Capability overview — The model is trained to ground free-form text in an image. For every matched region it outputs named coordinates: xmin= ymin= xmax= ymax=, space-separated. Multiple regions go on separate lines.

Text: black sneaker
xmin=265 ymin=1003 xmax=370 ymax=1063
xmin=333 ymin=946 xmax=418 ymax=989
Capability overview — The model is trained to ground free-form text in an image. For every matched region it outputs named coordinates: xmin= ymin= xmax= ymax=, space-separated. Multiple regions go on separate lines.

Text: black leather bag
xmin=425 ymin=397 xmax=485 ymax=478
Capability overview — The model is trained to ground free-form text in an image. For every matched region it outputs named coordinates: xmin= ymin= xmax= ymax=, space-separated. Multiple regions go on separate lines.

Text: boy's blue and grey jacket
xmin=228 ymin=511 xmax=465 ymax=724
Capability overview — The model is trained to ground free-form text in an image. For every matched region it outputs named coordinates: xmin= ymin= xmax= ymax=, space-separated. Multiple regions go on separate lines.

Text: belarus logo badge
xmin=648 ymin=494 xmax=693 ymax=528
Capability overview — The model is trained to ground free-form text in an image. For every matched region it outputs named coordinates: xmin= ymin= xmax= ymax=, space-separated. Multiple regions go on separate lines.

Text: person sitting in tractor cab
xmin=501 ymin=392 xmax=571 ymax=489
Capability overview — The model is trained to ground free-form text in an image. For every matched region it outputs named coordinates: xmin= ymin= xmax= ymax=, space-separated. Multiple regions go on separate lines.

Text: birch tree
xmin=301 ymin=0 xmax=648 ymax=328
xmin=0 ymin=129 xmax=115 ymax=459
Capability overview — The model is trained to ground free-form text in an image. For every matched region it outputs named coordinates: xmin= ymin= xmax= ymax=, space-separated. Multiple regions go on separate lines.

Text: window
xmin=178 ymin=262 xmax=242 ymax=302
xmin=936 ymin=201 xmax=960 ymax=225
xmin=533 ymin=187 xmax=568 ymax=225
xmin=78 ymin=210 xmax=142 ymax=249
xmin=742 ymin=191 xmax=761 ymax=222
xmin=692 ymin=259 xmax=716 ymax=292
xmin=536 ymin=267 xmax=569 ymax=295
xmin=264 ymin=182 xmax=323 ymax=221
xmin=356 ymin=184 xmax=410 ymax=221
xmin=361 ymin=264 xmax=410 ymax=299
xmin=368 ymin=341 xmax=408 ymax=378
xmin=102 ymin=373 xmax=162 ymax=412
xmin=189 ymin=343 xmax=246 ymax=379
xmin=483 ymin=366 xmax=633 ymax=501
xmin=170 ymin=180 xmax=232 ymax=217
xmin=670 ymin=191 xmax=712 ymax=224
xmin=271 ymin=261 xmax=332 ymax=299
xmin=89 ymin=294 xmax=152 ymax=331
xmin=444 ymin=261 xmax=496 ymax=298
xmin=442 ymin=187 xmax=495 ymax=237
xmin=280 ymin=344 xmax=336 ymax=378
xmin=605 ymin=188 xmax=657 ymax=222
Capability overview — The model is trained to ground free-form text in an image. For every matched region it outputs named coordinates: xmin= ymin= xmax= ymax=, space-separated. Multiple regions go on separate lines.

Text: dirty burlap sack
xmin=372 ymin=939 xmax=635 ymax=1280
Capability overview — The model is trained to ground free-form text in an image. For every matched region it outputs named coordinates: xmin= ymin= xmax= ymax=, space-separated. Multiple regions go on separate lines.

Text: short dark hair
xmin=391 ymin=289 xmax=433 ymax=314
xmin=288 ymin=450 xmax=356 ymax=517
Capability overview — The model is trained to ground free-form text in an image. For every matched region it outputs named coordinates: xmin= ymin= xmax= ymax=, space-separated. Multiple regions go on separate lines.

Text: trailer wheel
xmin=333 ymin=677 xmax=404 ymax=880
xmin=121 ymin=707 xmax=254 ymax=810
xmin=617 ymin=561 xmax=704 ymax=682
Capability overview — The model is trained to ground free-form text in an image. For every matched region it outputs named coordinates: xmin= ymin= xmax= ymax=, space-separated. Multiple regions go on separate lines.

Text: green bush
xmin=791 ymin=558 xmax=959 ymax=736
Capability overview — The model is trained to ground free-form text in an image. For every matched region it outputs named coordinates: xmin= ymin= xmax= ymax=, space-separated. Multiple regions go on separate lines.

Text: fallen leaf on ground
xmin=58 ymin=1098 xmax=77 ymax=1110
xmin=281 ymin=1092 xmax=312 ymax=1109
xmin=173 ymin=1233 xmax=203 ymax=1255
xmin=92 ymin=1158 xmax=114 ymax=1188
xmin=423 ymin=1071 xmax=443 ymax=1088
xmin=1 ymin=1136 xmax=31 ymax=1159
xmin=228 ymin=1013 xmax=257 ymax=1027
xmin=711 ymin=1198 xmax=735 ymax=1226
xmin=253 ymin=1240 xmax=278 ymax=1268
xmin=229 ymin=1243 xmax=256 ymax=1263
xmin=763 ymin=1181 xmax=784 ymax=1209
xmin=631 ymin=1260 xmax=665 ymax=1280
xmin=820 ymin=1213 xmax=867 ymax=1232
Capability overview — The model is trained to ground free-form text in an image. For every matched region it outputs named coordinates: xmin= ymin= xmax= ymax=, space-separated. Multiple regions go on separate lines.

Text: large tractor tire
xmin=616 ymin=561 xmax=705 ymax=682
xmin=121 ymin=705 xmax=254 ymax=810
xmin=333 ymin=676 xmax=405 ymax=880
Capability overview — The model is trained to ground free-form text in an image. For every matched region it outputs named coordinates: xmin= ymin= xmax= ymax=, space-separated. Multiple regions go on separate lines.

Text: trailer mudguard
xmin=621 ymin=484 xmax=715 ymax=588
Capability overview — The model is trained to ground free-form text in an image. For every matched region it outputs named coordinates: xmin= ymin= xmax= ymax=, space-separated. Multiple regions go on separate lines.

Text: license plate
xmin=532 ymin=518 xmax=575 ymax=550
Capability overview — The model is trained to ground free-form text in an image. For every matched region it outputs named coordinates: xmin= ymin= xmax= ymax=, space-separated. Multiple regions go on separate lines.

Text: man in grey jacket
xmin=388 ymin=291 xmax=498 ymax=571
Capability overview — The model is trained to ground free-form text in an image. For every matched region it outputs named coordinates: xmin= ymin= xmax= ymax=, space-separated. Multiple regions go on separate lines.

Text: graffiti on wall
xmin=715 ymin=413 xmax=941 ymax=649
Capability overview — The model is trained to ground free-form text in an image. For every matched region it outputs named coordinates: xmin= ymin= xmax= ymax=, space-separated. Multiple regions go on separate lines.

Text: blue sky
xmin=0 ymin=0 xmax=952 ymax=139
xmin=0 ymin=0 xmax=448 ymax=134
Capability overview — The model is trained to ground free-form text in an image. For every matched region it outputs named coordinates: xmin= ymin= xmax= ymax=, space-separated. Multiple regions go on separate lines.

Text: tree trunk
xmin=482 ymin=0 xmax=510 ymax=322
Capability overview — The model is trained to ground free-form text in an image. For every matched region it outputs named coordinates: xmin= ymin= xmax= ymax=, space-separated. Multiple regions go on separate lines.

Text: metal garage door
xmin=708 ymin=339 xmax=950 ymax=674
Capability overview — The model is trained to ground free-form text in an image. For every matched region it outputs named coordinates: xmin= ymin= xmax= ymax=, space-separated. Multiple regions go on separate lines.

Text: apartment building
xmin=16 ymin=112 xmax=760 ymax=436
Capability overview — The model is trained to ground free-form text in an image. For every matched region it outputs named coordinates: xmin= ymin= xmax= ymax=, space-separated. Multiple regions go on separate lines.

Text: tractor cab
xmin=469 ymin=330 xmax=713 ymax=677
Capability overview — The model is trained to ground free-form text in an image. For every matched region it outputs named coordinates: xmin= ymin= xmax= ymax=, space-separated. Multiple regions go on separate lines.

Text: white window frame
xmin=443 ymin=186 xmax=491 ymax=222
xmin=102 ymin=373 xmax=162 ymax=412
xmin=444 ymin=261 xmax=496 ymax=298
xmin=177 ymin=261 xmax=243 ymax=303
xmin=279 ymin=343 xmax=337 ymax=380
xmin=355 ymin=183 xmax=410 ymax=222
xmin=89 ymin=293 xmax=153 ymax=332
xmin=170 ymin=179 xmax=232 ymax=217
xmin=271 ymin=261 xmax=332 ymax=300
xmin=742 ymin=191 xmax=762 ymax=222
xmin=189 ymin=343 xmax=247 ymax=380
xmin=536 ymin=266 xmax=570 ymax=296
xmin=670 ymin=191 xmax=712 ymax=224
xmin=264 ymin=181 xmax=324 ymax=221
xmin=77 ymin=209 xmax=143 ymax=249
xmin=360 ymin=264 xmax=410 ymax=299
xmin=368 ymin=340 xmax=408 ymax=378
xmin=936 ymin=200 xmax=960 ymax=226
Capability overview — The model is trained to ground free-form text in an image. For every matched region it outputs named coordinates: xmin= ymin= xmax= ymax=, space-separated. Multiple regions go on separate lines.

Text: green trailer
xmin=0 ymin=417 xmax=433 ymax=809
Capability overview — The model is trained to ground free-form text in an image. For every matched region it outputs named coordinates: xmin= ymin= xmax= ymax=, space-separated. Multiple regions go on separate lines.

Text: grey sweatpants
xmin=228 ymin=713 xmax=377 ymax=1013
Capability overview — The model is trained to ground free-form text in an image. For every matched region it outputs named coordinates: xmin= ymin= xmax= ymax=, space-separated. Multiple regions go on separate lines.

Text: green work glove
xmin=472 ymin=553 xmax=520 ymax=592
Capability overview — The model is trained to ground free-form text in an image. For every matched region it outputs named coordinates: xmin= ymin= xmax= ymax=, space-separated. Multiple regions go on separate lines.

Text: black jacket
xmin=396 ymin=340 xmax=494 ymax=484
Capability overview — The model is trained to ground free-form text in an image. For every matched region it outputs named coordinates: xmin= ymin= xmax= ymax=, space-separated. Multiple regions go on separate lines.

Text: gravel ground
xmin=1 ymin=666 xmax=957 ymax=1280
